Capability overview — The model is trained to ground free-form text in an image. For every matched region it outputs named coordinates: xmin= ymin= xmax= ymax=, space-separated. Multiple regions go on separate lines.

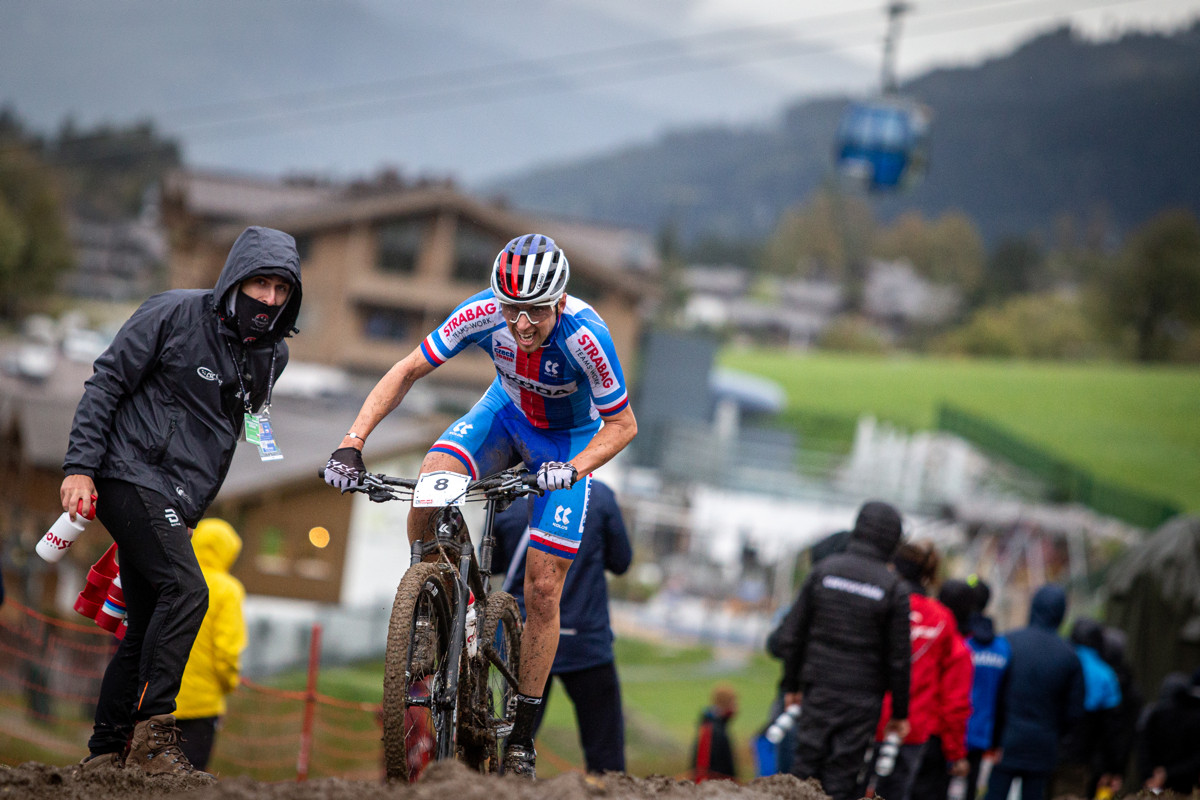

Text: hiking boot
xmin=77 ymin=751 xmax=124 ymax=774
xmin=503 ymin=742 xmax=536 ymax=779
xmin=126 ymin=714 xmax=215 ymax=783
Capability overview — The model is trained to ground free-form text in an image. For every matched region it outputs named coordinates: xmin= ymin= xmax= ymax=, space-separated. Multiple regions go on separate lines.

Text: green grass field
xmin=718 ymin=348 xmax=1200 ymax=513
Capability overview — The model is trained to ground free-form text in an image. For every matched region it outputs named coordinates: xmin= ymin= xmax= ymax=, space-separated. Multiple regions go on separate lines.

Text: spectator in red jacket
xmin=872 ymin=541 xmax=973 ymax=800
xmin=691 ymin=683 xmax=739 ymax=782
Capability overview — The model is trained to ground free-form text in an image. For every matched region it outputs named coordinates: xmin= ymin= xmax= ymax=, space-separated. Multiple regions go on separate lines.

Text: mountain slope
xmin=491 ymin=23 xmax=1200 ymax=245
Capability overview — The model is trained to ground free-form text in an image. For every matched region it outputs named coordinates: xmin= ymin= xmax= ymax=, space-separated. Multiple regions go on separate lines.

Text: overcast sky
xmin=601 ymin=0 xmax=1200 ymax=87
xmin=5 ymin=0 xmax=1199 ymax=183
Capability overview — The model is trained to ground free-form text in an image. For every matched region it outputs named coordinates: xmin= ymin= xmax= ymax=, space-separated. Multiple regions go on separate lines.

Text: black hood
xmin=1028 ymin=584 xmax=1067 ymax=630
xmin=847 ymin=501 xmax=903 ymax=561
xmin=214 ymin=226 xmax=303 ymax=345
xmin=939 ymin=579 xmax=977 ymax=636
xmin=1070 ymin=617 xmax=1106 ymax=651
xmin=968 ymin=612 xmax=996 ymax=644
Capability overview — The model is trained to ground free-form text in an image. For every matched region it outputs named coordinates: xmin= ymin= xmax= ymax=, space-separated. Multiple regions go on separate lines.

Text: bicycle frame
xmin=353 ymin=469 xmax=539 ymax=738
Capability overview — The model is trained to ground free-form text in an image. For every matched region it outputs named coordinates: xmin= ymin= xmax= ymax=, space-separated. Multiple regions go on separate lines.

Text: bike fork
xmin=431 ymin=547 xmax=473 ymax=756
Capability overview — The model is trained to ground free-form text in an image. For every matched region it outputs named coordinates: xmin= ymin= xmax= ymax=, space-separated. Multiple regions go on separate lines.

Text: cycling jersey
xmin=419 ymin=290 xmax=629 ymax=430
xmin=417 ymin=289 xmax=629 ymax=560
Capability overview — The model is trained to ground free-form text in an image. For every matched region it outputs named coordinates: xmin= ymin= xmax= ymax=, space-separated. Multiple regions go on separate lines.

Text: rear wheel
xmin=381 ymin=562 xmax=455 ymax=783
xmin=457 ymin=591 xmax=523 ymax=773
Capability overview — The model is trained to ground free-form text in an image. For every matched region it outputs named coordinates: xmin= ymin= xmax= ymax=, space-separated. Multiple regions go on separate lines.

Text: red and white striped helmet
xmin=490 ymin=234 xmax=570 ymax=305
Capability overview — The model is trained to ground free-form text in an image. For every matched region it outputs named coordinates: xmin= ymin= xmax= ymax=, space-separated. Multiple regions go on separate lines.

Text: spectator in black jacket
xmin=775 ymin=500 xmax=911 ymax=800
xmin=988 ymin=584 xmax=1085 ymax=800
xmin=762 ymin=529 xmax=850 ymax=776
xmin=61 ymin=226 xmax=302 ymax=780
xmin=490 ymin=478 xmax=633 ymax=773
xmin=1138 ymin=669 xmax=1200 ymax=794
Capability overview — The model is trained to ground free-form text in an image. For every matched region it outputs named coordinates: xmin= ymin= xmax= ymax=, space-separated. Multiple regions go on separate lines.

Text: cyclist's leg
xmin=504 ymin=414 xmax=597 ymax=698
xmin=519 ymin=548 xmax=571 ymax=697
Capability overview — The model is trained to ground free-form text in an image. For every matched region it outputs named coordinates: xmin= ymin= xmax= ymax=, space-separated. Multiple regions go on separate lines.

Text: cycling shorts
xmin=429 ymin=384 xmax=600 ymax=560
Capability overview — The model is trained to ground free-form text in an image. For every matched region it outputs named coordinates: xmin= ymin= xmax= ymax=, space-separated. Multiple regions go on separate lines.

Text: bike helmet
xmin=490 ymin=234 xmax=569 ymax=305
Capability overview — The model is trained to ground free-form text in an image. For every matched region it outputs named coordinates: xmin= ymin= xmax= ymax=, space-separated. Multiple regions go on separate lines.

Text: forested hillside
xmin=492 ymin=23 xmax=1200 ymax=247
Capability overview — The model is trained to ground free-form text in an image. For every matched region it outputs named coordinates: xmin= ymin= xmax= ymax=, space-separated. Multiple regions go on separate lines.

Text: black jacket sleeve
xmin=63 ymin=295 xmax=170 ymax=476
xmin=779 ymin=576 xmax=816 ymax=693
xmin=886 ymin=589 xmax=912 ymax=719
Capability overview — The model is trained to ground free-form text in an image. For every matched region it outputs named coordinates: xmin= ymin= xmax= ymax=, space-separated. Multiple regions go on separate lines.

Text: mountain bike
xmin=345 ymin=467 xmax=542 ymax=782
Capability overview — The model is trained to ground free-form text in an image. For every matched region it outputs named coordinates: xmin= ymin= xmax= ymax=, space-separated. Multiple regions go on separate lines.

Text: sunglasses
xmin=499 ymin=302 xmax=557 ymax=324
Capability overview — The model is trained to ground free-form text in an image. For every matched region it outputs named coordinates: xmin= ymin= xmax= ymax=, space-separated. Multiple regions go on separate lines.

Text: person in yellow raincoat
xmin=174 ymin=518 xmax=247 ymax=771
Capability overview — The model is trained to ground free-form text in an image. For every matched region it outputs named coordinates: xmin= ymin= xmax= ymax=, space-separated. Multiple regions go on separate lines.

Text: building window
xmin=362 ymin=305 xmax=423 ymax=342
xmin=377 ymin=218 xmax=428 ymax=274
xmin=453 ymin=224 xmax=506 ymax=284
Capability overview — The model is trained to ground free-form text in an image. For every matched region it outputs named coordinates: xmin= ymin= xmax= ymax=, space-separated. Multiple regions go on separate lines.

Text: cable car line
xmin=151 ymin=0 xmax=1146 ymax=139
xmin=8 ymin=0 xmax=1163 ymax=165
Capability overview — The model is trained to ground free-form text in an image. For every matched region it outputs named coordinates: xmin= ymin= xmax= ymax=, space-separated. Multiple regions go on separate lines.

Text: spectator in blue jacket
xmin=988 ymin=584 xmax=1085 ymax=800
xmin=1052 ymin=618 xmax=1123 ymax=798
xmin=962 ymin=578 xmax=1010 ymax=800
xmin=490 ymin=478 xmax=633 ymax=773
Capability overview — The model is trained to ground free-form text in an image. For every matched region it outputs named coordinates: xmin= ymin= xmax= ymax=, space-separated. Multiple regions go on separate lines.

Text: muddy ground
xmin=0 ymin=759 xmax=828 ymax=800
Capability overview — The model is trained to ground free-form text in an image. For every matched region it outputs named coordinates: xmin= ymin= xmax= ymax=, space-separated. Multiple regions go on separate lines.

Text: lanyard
xmin=224 ymin=337 xmax=277 ymax=414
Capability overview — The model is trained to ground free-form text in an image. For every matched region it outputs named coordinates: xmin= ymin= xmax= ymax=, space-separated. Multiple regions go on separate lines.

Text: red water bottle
xmin=94 ymin=573 xmax=128 ymax=639
xmin=36 ymin=496 xmax=97 ymax=563
xmin=74 ymin=543 xmax=119 ymax=619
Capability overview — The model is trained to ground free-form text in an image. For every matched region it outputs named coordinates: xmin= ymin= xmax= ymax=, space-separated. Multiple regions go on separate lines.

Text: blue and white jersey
xmin=419 ymin=289 xmax=629 ymax=430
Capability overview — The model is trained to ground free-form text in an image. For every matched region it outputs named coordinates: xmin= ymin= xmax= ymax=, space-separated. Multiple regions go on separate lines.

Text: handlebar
xmin=319 ymin=466 xmax=542 ymax=505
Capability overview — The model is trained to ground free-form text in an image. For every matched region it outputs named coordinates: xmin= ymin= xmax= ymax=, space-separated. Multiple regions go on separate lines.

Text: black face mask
xmin=233 ymin=290 xmax=285 ymax=345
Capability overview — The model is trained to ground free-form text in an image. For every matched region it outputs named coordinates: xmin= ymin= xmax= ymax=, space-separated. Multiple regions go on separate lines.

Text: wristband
xmin=346 ymin=432 xmax=365 ymax=442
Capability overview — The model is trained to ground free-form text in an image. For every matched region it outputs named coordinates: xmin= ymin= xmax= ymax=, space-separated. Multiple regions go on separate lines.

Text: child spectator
xmin=174 ymin=518 xmax=247 ymax=771
xmin=692 ymin=683 xmax=739 ymax=782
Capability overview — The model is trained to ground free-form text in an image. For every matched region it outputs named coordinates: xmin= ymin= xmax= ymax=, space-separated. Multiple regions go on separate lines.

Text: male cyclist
xmin=323 ymin=233 xmax=637 ymax=777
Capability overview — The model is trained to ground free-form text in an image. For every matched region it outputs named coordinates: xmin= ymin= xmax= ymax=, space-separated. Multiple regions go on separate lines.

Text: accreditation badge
xmin=244 ymin=410 xmax=284 ymax=462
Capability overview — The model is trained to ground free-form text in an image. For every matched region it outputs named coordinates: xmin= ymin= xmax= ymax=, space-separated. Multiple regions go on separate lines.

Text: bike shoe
xmin=503 ymin=742 xmax=536 ymax=779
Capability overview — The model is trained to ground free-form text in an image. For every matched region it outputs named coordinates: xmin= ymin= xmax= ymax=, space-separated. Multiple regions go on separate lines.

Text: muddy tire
xmin=381 ymin=562 xmax=455 ymax=783
xmin=457 ymin=591 xmax=523 ymax=774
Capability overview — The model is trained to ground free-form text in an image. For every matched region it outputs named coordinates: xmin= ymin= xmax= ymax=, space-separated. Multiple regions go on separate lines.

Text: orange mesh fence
xmin=0 ymin=599 xmax=383 ymax=781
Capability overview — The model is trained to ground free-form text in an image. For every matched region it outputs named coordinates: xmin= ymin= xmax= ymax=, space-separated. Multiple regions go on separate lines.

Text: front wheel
xmin=457 ymin=591 xmax=523 ymax=773
xmin=382 ymin=562 xmax=455 ymax=783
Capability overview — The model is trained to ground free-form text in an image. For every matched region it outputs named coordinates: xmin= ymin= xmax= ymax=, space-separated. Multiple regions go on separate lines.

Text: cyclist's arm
xmin=338 ymin=348 xmax=437 ymax=450
xmin=567 ymin=405 xmax=637 ymax=477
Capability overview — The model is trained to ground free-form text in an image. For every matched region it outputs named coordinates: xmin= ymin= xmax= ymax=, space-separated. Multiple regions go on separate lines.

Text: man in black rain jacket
xmin=61 ymin=226 xmax=302 ymax=778
xmin=776 ymin=500 xmax=912 ymax=800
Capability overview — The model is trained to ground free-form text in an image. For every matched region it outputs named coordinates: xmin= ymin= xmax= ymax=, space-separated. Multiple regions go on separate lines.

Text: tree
xmin=981 ymin=236 xmax=1045 ymax=303
xmin=931 ymin=292 xmax=1106 ymax=360
xmin=761 ymin=185 xmax=874 ymax=303
xmin=1103 ymin=210 xmax=1200 ymax=362
xmin=0 ymin=140 xmax=72 ymax=320
xmin=875 ymin=210 xmax=985 ymax=294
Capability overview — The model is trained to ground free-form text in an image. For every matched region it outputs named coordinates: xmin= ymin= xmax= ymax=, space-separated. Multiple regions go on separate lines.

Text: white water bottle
xmin=947 ymin=775 xmax=967 ymax=800
xmin=875 ymin=731 xmax=902 ymax=777
xmin=36 ymin=497 xmax=97 ymax=563
xmin=465 ymin=590 xmax=478 ymax=658
xmin=766 ymin=704 xmax=802 ymax=744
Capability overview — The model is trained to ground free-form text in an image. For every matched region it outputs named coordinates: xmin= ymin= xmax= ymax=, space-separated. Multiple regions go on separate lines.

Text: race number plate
xmin=412 ymin=471 xmax=470 ymax=508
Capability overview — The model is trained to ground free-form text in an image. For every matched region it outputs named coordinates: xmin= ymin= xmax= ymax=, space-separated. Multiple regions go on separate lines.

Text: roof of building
xmin=167 ymin=170 xmax=655 ymax=299
xmin=163 ymin=168 xmax=342 ymax=222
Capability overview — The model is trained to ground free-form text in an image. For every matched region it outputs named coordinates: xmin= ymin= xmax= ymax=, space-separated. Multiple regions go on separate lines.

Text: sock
xmin=509 ymin=693 xmax=543 ymax=748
